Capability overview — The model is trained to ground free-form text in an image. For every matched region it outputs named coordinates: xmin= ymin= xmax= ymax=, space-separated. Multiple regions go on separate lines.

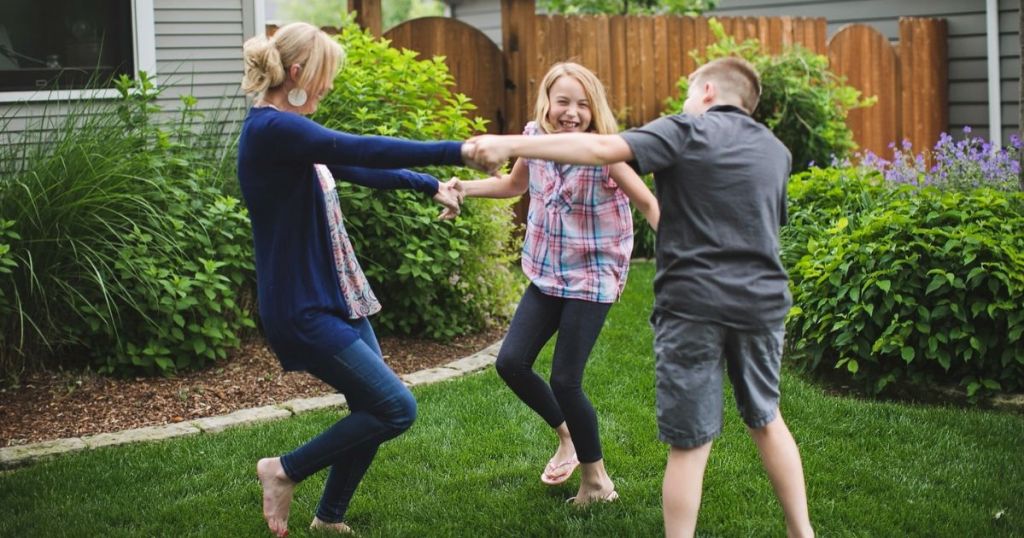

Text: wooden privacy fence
xmin=501 ymin=0 xmax=947 ymax=158
xmin=272 ymin=1 xmax=948 ymax=160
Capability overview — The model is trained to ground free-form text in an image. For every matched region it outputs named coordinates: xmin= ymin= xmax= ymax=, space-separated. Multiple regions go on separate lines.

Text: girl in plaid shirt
xmin=457 ymin=62 xmax=658 ymax=505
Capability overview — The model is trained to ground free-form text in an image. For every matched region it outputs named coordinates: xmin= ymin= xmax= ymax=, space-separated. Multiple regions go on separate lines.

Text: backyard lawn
xmin=1 ymin=262 xmax=1021 ymax=537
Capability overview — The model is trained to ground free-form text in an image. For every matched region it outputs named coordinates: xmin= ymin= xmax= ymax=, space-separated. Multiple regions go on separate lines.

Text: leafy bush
xmin=782 ymin=166 xmax=895 ymax=270
xmin=665 ymin=19 xmax=873 ymax=173
xmin=0 ymin=73 xmax=254 ymax=375
xmin=785 ymin=180 xmax=1024 ymax=398
xmin=313 ymin=23 xmax=519 ymax=339
xmin=630 ymin=174 xmax=657 ymax=259
xmin=849 ymin=127 xmax=1022 ymax=192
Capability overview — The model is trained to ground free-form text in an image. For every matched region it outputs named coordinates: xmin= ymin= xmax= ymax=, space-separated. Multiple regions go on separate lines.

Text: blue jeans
xmin=279 ymin=317 xmax=417 ymax=524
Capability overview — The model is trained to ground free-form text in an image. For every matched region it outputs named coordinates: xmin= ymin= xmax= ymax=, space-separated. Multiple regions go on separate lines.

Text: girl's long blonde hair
xmin=533 ymin=62 xmax=617 ymax=135
xmin=241 ymin=22 xmax=345 ymax=98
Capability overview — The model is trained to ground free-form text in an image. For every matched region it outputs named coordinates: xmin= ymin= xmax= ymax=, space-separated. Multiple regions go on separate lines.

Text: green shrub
xmin=665 ymin=19 xmax=873 ymax=173
xmin=630 ymin=173 xmax=657 ymax=259
xmin=786 ymin=184 xmax=1024 ymax=398
xmin=782 ymin=167 xmax=896 ymax=270
xmin=312 ymin=23 xmax=519 ymax=339
xmin=0 ymin=73 xmax=254 ymax=375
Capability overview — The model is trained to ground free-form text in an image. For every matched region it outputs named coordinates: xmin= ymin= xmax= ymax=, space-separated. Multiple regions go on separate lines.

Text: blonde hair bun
xmin=241 ymin=35 xmax=285 ymax=95
xmin=240 ymin=23 xmax=345 ymax=100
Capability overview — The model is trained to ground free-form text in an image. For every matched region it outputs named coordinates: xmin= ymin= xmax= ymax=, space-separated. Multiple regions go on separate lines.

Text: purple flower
xmin=852 ymin=129 xmax=1020 ymax=192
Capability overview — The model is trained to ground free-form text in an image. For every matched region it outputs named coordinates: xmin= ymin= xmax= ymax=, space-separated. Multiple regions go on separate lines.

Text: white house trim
xmin=0 ymin=0 xmax=158 ymax=104
xmin=134 ymin=0 xmax=157 ymax=78
xmin=254 ymin=0 xmax=267 ymax=38
xmin=985 ymin=0 xmax=1002 ymax=144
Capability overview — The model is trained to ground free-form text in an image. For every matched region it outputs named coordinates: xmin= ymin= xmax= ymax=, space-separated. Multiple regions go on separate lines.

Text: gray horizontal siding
xmin=451 ymin=0 xmax=503 ymax=46
xmin=712 ymin=0 xmax=1020 ymax=144
xmin=153 ymin=0 xmax=248 ymax=122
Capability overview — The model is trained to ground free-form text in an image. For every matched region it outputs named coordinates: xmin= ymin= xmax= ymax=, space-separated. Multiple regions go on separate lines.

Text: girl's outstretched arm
xmin=609 ymin=162 xmax=659 ymax=231
xmin=456 ymin=158 xmax=529 ymax=199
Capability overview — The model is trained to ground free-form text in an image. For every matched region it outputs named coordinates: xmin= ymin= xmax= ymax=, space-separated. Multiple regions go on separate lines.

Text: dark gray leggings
xmin=495 ymin=284 xmax=612 ymax=463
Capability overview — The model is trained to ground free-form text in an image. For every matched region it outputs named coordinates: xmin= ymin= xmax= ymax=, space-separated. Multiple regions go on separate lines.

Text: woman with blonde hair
xmin=455 ymin=62 xmax=659 ymax=505
xmin=238 ymin=22 xmax=467 ymax=536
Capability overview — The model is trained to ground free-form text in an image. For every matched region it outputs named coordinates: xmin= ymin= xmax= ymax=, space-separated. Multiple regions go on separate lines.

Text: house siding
xmin=1 ymin=0 xmax=254 ymax=141
xmin=450 ymin=0 xmax=503 ymax=47
xmin=709 ymin=0 xmax=1021 ymax=144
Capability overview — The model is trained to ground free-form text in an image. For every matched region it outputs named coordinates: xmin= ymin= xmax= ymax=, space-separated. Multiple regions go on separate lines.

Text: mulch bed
xmin=0 ymin=327 xmax=504 ymax=447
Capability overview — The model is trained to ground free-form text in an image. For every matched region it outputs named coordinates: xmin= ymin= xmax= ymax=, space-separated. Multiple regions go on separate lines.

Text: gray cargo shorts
xmin=651 ymin=311 xmax=785 ymax=449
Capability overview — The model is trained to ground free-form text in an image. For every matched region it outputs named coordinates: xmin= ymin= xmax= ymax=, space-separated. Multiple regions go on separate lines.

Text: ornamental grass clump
xmin=0 ymin=74 xmax=255 ymax=377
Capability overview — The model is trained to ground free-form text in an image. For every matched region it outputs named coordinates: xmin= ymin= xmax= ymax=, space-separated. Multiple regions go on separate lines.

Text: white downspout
xmin=255 ymin=0 xmax=267 ymax=37
xmin=986 ymin=0 xmax=1002 ymax=144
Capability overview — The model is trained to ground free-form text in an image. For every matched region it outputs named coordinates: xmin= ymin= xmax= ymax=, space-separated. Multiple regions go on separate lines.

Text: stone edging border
xmin=0 ymin=339 xmax=504 ymax=470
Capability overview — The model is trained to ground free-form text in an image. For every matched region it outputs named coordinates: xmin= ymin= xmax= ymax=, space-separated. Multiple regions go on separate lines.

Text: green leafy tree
xmin=275 ymin=0 xmax=444 ymax=30
xmin=540 ymin=0 xmax=716 ymax=15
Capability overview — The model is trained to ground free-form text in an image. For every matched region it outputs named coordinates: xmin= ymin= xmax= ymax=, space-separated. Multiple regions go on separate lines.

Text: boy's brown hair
xmin=689 ymin=57 xmax=761 ymax=114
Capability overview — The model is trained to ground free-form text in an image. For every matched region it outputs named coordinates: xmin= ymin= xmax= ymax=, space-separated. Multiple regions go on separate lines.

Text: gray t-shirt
xmin=620 ymin=105 xmax=792 ymax=329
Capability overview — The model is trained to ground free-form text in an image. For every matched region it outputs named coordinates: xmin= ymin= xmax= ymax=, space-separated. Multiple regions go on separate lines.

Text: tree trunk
xmin=1019 ymin=0 xmax=1023 ymax=189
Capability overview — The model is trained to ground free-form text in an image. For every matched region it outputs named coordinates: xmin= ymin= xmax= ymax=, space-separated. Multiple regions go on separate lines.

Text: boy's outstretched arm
xmin=466 ymin=133 xmax=634 ymax=173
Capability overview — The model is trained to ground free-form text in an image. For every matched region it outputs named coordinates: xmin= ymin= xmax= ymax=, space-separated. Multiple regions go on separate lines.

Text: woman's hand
xmin=434 ymin=178 xmax=464 ymax=220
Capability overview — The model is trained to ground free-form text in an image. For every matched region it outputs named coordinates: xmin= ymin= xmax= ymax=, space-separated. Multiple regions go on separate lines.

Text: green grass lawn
xmin=1 ymin=262 xmax=1022 ymax=537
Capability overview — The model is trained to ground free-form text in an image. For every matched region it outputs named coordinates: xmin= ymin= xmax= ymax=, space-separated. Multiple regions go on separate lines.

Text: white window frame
xmin=0 ymin=0 xmax=157 ymax=103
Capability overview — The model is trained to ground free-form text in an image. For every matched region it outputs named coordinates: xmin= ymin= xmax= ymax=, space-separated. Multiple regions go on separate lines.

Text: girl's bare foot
xmin=257 ymin=457 xmax=296 ymax=537
xmin=570 ymin=460 xmax=617 ymax=506
xmin=310 ymin=517 xmax=354 ymax=534
xmin=542 ymin=423 xmax=580 ymax=485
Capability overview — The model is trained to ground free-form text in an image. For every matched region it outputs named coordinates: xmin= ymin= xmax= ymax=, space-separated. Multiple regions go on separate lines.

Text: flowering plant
xmin=837 ymin=127 xmax=1022 ymax=191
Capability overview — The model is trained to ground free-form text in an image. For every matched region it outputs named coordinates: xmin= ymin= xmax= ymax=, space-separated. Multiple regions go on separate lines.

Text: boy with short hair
xmin=465 ymin=57 xmax=813 ymax=538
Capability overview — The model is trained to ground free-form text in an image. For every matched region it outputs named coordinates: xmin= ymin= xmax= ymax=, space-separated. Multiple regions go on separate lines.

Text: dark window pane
xmin=0 ymin=0 xmax=135 ymax=92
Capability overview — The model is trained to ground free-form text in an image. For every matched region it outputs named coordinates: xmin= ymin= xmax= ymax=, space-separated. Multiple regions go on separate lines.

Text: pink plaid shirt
xmin=520 ymin=122 xmax=634 ymax=303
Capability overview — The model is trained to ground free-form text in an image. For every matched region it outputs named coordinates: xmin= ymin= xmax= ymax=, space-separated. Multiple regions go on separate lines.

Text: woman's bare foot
xmin=257 ymin=457 xmax=296 ymax=537
xmin=310 ymin=517 xmax=354 ymax=534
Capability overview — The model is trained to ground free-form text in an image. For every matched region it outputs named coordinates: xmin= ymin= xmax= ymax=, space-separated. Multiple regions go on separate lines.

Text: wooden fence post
xmin=348 ymin=0 xmax=382 ymax=37
xmin=899 ymin=17 xmax=948 ymax=154
xmin=828 ymin=25 xmax=899 ymax=158
xmin=501 ymin=0 xmax=536 ymax=227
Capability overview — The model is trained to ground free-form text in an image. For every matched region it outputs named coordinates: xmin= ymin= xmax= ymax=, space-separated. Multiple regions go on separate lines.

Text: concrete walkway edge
xmin=0 ymin=339 xmax=503 ymax=470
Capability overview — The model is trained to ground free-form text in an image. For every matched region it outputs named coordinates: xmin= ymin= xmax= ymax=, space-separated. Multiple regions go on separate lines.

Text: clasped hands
xmin=433 ymin=135 xmax=509 ymax=220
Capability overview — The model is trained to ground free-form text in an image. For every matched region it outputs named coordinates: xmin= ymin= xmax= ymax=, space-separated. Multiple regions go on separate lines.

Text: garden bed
xmin=0 ymin=327 xmax=504 ymax=447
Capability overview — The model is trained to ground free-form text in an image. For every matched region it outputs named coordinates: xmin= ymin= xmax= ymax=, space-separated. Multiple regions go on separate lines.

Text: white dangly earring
xmin=287 ymin=88 xmax=308 ymax=107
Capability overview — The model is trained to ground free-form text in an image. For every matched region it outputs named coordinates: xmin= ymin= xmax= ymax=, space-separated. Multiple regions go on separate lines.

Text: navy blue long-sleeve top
xmin=237 ymin=106 xmax=464 ymax=370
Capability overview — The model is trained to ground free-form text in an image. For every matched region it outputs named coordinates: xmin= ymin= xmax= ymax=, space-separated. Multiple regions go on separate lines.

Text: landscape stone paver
xmin=400 ymin=366 xmax=462 ymax=386
xmin=0 ymin=437 xmax=87 ymax=469
xmin=278 ymin=393 xmax=348 ymax=414
xmin=192 ymin=405 xmax=293 ymax=433
xmin=83 ymin=422 xmax=201 ymax=449
xmin=445 ymin=349 xmax=499 ymax=374
xmin=0 ymin=338 xmax=503 ymax=469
